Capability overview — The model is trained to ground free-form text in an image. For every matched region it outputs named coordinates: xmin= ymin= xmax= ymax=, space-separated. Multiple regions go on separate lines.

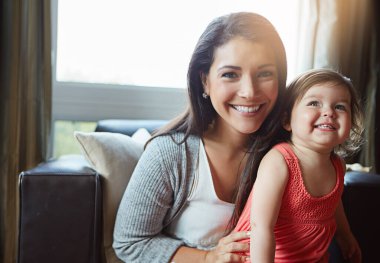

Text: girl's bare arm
xmin=250 ymin=149 xmax=289 ymax=263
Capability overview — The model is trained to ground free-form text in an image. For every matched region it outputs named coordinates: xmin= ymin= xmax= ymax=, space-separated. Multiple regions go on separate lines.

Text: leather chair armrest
xmin=18 ymin=155 xmax=102 ymax=263
xmin=24 ymin=154 xmax=92 ymax=174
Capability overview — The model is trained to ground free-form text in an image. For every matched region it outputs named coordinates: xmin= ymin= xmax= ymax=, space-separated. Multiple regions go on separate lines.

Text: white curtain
xmin=294 ymin=0 xmax=379 ymax=171
xmin=296 ymin=0 xmax=340 ymax=71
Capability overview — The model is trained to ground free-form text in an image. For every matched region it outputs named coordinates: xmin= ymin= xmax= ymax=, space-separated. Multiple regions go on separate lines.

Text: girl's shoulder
xmin=260 ymin=146 xmax=289 ymax=176
xmin=256 ymin=144 xmax=289 ymax=192
xmin=272 ymin=142 xmax=292 ymax=154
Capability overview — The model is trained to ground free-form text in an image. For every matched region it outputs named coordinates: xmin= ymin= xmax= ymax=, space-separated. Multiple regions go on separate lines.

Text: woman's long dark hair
xmin=152 ymin=12 xmax=287 ymax=231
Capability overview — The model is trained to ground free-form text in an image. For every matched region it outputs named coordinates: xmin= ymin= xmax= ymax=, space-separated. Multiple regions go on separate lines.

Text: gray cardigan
xmin=113 ymin=133 xmax=200 ymax=262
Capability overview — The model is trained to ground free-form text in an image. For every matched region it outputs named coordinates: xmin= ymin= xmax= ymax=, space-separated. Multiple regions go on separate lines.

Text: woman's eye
xmin=257 ymin=71 xmax=273 ymax=78
xmin=221 ymin=72 xmax=238 ymax=79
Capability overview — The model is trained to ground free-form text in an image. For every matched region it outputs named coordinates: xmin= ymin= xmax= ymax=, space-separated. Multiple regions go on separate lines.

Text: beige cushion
xmin=131 ymin=127 xmax=152 ymax=147
xmin=74 ymin=130 xmax=151 ymax=262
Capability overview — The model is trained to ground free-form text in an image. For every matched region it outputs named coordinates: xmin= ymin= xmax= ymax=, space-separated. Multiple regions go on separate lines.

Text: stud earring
xmin=202 ymin=92 xmax=209 ymax=99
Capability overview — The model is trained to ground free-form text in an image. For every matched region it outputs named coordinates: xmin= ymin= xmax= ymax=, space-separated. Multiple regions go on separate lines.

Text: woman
xmin=113 ymin=12 xmax=287 ymax=263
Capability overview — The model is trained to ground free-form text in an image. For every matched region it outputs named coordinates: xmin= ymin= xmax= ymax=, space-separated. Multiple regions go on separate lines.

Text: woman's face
xmin=203 ymin=37 xmax=279 ymax=136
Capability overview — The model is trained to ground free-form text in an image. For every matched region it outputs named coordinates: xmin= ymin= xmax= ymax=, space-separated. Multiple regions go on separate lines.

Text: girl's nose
xmin=322 ymin=107 xmax=336 ymax=118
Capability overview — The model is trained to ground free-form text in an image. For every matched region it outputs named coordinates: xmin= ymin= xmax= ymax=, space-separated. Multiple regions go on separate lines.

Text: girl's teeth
xmin=317 ymin=124 xmax=334 ymax=129
xmin=234 ymin=105 xmax=260 ymax=113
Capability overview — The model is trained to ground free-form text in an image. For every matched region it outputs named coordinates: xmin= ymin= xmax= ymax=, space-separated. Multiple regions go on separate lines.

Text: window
xmin=55 ymin=0 xmax=299 ymax=88
xmin=53 ymin=120 xmax=96 ymax=157
xmin=52 ymin=0 xmax=300 ymax=120
xmin=51 ymin=0 xmax=301 ymax=156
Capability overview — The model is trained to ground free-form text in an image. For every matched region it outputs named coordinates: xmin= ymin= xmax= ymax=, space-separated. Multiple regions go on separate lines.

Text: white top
xmin=166 ymin=141 xmax=235 ymax=250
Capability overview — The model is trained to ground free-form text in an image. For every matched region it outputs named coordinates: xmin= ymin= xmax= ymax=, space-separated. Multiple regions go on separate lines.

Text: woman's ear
xmin=200 ymin=72 xmax=209 ymax=93
xmin=282 ymin=112 xmax=291 ymax=132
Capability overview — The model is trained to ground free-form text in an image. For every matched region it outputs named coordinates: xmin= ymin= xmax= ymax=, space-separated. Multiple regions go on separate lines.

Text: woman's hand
xmin=204 ymin=231 xmax=250 ymax=263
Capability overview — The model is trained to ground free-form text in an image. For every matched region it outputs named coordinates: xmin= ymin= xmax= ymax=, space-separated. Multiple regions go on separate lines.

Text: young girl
xmin=235 ymin=68 xmax=363 ymax=262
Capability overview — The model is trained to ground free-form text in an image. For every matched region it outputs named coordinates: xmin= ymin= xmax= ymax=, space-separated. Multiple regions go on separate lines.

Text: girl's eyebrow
xmin=302 ymin=94 xmax=320 ymax=100
xmin=302 ymin=94 xmax=351 ymax=103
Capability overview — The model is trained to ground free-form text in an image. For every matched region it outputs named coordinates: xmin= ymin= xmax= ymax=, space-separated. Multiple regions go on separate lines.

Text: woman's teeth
xmin=233 ymin=105 xmax=260 ymax=113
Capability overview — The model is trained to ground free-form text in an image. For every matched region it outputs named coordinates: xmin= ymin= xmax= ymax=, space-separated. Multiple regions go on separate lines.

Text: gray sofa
xmin=18 ymin=119 xmax=380 ymax=263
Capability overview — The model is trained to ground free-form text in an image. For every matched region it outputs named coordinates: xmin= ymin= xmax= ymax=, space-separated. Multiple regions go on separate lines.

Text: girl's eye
xmin=335 ymin=104 xmax=347 ymax=111
xmin=307 ymin=101 xmax=320 ymax=107
xmin=221 ymin=72 xmax=238 ymax=79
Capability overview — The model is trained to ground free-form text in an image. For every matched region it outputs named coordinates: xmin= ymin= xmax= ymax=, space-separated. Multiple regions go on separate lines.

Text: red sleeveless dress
xmin=234 ymin=143 xmax=344 ymax=263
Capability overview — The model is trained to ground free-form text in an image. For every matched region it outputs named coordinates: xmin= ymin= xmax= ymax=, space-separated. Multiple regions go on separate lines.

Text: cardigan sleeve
xmin=113 ymin=136 xmax=186 ymax=263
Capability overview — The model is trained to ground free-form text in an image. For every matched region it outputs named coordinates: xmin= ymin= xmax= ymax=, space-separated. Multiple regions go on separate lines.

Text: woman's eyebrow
xmin=217 ymin=63 xmax=276 ymax=72
xmin=258 ymin=64 xmax=276 ymax=69
xmin=217 ymin=65 xmax=241 ymax=72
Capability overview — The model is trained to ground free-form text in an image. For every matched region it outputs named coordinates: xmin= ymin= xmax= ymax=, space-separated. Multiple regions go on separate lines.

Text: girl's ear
xmin=282 ymin=112 xmax=291 ymax=131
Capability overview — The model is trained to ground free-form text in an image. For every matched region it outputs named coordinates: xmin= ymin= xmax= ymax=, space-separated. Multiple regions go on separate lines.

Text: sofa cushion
xmin=74 ymin=130 xmax=151 ymax=262
xmin=131 ymin=127 xmax=152 ymax=147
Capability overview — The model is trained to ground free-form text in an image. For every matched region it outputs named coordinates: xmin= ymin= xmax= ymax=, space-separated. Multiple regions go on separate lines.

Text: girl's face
xmin=285 ymin=83 xmax=352 ymax=152
xmin=203 ymin=37 xmax=278 ymax=136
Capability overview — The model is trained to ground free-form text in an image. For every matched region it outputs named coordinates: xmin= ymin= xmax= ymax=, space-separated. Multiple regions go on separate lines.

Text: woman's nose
xmin=238 ymin=77 xmax=256 ymax=99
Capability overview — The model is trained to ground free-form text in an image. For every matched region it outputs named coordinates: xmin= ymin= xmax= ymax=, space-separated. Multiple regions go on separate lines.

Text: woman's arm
xmin=113 ymin=138 xmax=185 ymax=263
xmin=250 ymin=149 xmax=288 ymax=263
